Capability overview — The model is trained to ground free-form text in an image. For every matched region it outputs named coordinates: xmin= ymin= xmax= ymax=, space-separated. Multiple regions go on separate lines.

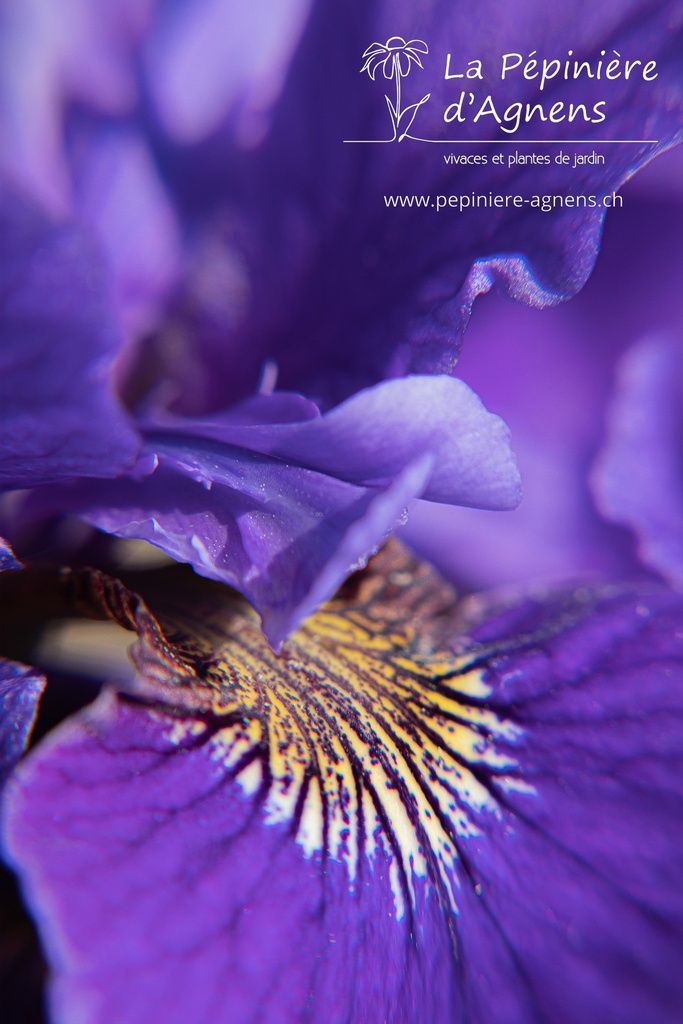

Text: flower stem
xmin=394 ymin=55 xmax=402 ymax=123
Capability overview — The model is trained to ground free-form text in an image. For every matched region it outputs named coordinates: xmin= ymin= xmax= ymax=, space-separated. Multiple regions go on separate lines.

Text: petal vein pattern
xmin=164 ymin=594 xmax=523 ymax=922
xmin=63 ymin=544 xmax=529 ymax=922
xmin=3 ymin=544 xmax=683 ymax=1024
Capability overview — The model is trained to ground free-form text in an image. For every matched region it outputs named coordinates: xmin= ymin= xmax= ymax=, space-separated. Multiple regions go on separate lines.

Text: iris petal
xmin=0 ymin=188 xmax=139 ymax=490
xmin=0 ymin=661 xmax=44 ymax=789
xmin=23 ymin=376 xmax=519 ymax=645
xmin=167 ymin=0 xmax=683 ymax=411
xmin=143 ymin=0 xmax=313 ymax=145
xmin=592 ymin=335 xmax=683 ymax=587
xmin=3 ymin=545 xmax=683 ymax=1023
xmin=73 ymin=127 xmax=182 ymax=339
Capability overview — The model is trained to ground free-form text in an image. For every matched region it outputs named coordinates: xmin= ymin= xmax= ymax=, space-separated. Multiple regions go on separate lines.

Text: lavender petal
xmin=25 ymin=376 xmax=519 ymax=645
xmin=591 ymin=335 xmax=683 ymax=587
xmin=0 ymin=188 xmax=139 ymax=491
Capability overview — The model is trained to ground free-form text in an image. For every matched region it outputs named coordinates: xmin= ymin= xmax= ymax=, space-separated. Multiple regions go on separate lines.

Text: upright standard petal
xmin=145 ymin=0 xmax=683 ymax=412
xmin=0 ymin=0 xmax=155 ymax=212
xmin=3 ymin=545 xmax=682 ymax=1024
xmin=143 ymin=0 xmax=313 ymax=146
xmin=0 ymin=188 xmax=139 ymax=490
xmin=402 ymin=185 xmax=683 ymax=591
xmin=72 ymin=126 xmax=182 ymax=340
xmin=592 ymin=335 xmax=683 ymax=588
xmin=22 ymin=377 xmax=520 ymax=645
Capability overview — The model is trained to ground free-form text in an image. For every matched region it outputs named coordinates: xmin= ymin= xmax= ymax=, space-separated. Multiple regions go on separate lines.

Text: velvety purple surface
xmin=0 ymin=662 xmax=45 ymax=789
xmin=4 ymin=584 xmax=682 ymax=1024
xmin=462 ymin=587 xmax=683 ymax=1024
xmin=0 ymin=189 xmax=139 ymax=490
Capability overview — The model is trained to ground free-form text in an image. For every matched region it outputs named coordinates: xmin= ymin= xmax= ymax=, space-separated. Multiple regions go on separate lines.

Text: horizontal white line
xmin=343 ymin=139 xmax=659 ymax=144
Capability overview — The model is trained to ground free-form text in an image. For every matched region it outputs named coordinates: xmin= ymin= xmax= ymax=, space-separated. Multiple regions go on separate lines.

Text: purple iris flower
xmin=403 ymin=149 xmax=683 ymax=593
xmin=1 ymin=2 xmax=683 ymax=1023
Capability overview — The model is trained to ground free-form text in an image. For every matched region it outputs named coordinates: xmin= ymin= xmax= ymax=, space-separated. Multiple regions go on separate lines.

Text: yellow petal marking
xmin=126 ymin=543 xmax=534 ymax=920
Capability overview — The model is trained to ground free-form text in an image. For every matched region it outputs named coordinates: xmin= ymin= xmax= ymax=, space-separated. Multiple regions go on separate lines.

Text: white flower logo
xmin=361 ymin=37 xmax=431 ymax=141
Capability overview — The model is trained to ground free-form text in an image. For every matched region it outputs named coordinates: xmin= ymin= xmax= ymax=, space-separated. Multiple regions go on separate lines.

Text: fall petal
xmin=3 ymin=562 xmax=683 ymax=1023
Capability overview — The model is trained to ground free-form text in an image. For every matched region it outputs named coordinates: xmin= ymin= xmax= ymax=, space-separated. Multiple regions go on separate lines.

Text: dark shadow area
xmin=0 ymin=863 xmax=47 ymax=1024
